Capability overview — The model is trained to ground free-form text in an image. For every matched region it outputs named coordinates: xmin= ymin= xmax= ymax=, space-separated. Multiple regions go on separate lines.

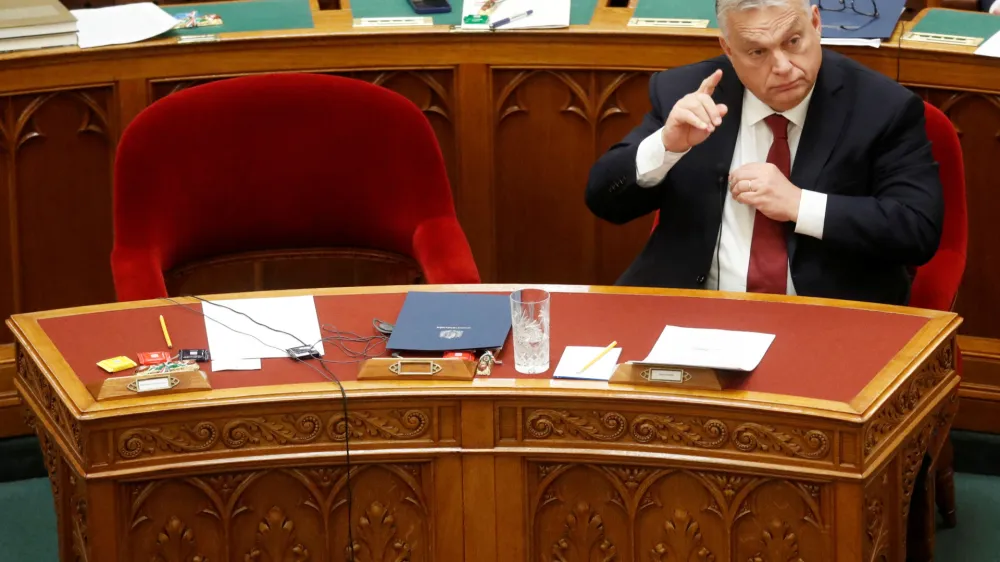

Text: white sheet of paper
xmin=821 ymin=37 xmax=880 ymax=48
xmin=202 ymin=296 xmax=325 ymax=361
xmin=637 ymin=325 xmax=775 ymax=372
xmin=976 ymin=30 xmax=1000 ymax=58
xmin=211 ymin=358 xmax=262 ymax=372
xmin=553 ymin=346 xmax=622 ymax=380
xmin=460 ymin=0 xmax=570 ymax=31
xmin=72 ymin=3 xmax=178 ymax=49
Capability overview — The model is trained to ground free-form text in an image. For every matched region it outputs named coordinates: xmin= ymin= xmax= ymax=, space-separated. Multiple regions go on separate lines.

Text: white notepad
xmin=553 ymin=346 xmax=622 ymax=380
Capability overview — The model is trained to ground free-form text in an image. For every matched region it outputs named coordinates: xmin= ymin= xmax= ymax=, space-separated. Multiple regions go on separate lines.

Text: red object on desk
xmin=38 ymin=292 xmax=929 ymax=404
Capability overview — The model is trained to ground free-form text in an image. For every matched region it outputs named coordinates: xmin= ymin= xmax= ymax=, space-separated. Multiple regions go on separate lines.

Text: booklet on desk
xmin=386 ymin=292 xmax=512 ymax=352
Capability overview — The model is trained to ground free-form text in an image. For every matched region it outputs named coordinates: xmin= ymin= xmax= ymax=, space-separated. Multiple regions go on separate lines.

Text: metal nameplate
xmin=354 ymin=17 xmax=433 ymax=28
xmin=389 ymin=360 xmax=443 ymax=376
xmin=903 ymin=31 xmax=983 ymax=47
xmin=628 ymin=18 xmax=711 ymax=29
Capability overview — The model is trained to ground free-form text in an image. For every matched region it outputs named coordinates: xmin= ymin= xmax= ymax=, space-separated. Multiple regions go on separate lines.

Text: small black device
xmin=179 ymin=349 xmax=210 ymax=362
xmin=407 ymin=0 xmax=451 ymax=15
xmin=287 ymin=345 xmax=322 ymax=360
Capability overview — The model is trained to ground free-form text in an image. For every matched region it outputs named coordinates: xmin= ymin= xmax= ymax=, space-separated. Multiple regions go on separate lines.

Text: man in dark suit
xmin=585 ymin=0 xmax=943 ymax=305
xmin=980 ymin=0 xmax=1000 ymax=14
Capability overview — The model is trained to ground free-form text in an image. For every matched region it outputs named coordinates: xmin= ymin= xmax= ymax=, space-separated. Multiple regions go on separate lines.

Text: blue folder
xmin=812 ymin=0 xmax=905 ymax=39
xmin=387 ymin=292 xmax=512 ymax=352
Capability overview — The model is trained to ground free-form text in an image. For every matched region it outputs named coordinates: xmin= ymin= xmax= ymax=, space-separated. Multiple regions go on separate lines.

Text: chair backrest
xmin=112 ymin=73 xmax=469 ymax=299
xmin=647 ymin=101 xmax=968 ymax=310
xmin=911 ymin=101 xmax=968 ymax=311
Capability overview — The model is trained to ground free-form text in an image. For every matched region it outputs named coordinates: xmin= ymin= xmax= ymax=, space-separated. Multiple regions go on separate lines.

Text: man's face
xmin=720 ymin=3 xmax=823 ymax=112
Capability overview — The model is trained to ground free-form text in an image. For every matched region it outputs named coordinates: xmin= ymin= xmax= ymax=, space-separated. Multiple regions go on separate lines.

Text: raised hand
xmin=661 ymin=69 xmax=729 ymax=154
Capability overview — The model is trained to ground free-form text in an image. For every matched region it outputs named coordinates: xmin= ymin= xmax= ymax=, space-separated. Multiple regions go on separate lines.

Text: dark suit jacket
xmin=981 ymin=0 xmax=993 ymax=12
xmin=585 ymin=50 xmax=943 ymax=305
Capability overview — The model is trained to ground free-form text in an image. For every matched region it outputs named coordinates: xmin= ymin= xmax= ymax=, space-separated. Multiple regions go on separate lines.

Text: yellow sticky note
xmin=97 ymin=356 xmax=137 ymax=373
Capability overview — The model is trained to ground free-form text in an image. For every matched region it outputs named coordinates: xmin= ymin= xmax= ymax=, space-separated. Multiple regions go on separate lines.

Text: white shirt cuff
xmin=636 ymin=127 xmax=688 ymax=187
xmin=991 ymin=0 xmax=1000 ymax=13
xmin=794 ymin=189 xmax=827 ymax=240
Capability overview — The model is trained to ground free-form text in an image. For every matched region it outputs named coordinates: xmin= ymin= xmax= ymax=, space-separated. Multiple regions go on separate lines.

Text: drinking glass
xmin=509 ymin=289 xmax=550 ymax=374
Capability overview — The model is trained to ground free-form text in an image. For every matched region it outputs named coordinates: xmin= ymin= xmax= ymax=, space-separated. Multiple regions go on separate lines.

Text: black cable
xmin=161 ymin=296 xmax=358 ymax=562
xmin=896 ymin=6 xmax=903 ymax=84
xmin=189 ymin=295 xmax=310 ymax=349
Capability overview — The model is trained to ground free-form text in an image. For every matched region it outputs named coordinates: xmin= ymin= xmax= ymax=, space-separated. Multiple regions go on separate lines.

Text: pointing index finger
xmin=698 ymin=69 xmax=723 ymax=96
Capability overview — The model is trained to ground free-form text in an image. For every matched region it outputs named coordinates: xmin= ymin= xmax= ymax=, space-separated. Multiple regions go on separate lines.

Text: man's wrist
xmin=794 ymin=189 xmax=827 ymax=240
xmin=636 ymin=128 xmax=688 ymax=187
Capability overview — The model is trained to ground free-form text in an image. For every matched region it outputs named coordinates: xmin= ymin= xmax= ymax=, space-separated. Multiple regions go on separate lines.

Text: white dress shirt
xmin=991 ymin=0 xmax=1000 ymax=14
xmin=634 ymin=88 xmax=827 ymax=294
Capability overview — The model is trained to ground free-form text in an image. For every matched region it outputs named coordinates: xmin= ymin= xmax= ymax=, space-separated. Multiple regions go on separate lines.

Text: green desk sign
xmin=906 ymin=9 xmax=1000 ymax=47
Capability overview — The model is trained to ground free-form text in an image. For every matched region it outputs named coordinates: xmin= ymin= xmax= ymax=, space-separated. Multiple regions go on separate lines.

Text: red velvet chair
xmin=913 ymin=101 xmax=968 ymax=531
xmin=111 ymin=73 xmax=480 ymax=302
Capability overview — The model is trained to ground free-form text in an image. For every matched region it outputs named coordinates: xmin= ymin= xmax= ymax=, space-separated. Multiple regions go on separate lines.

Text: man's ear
xmin=810 ymin=4 xmax=821 ymax=34
xmin=719 ymin=35 xmax=732 ymax=58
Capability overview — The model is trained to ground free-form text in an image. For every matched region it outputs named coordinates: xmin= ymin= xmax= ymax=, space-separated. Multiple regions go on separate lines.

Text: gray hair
xmin=716 ymin=0 xmax=811 ymax=35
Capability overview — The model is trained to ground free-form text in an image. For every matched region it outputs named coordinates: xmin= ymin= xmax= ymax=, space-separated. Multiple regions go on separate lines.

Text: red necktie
xmin=746 ymin=114 xmax=790 ymax=294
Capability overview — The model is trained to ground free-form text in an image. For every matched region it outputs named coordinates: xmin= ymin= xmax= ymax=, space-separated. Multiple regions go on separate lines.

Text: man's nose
xmin=772 ymin=51 xmax=793 ymax=74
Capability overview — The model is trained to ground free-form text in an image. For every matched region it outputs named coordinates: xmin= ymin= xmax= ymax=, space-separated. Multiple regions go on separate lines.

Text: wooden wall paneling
xmin=0 ymin=346 xmax=20 ymax=438
xmin=0 ymin=87 xmax=117 ymax=335
xmin=455 ymin=64 xmax=497 ymax=281
xmin=491 ymin=69 xmax=608 ymax=284
xmin=955 ymin=336 xmax=1000 ymax=432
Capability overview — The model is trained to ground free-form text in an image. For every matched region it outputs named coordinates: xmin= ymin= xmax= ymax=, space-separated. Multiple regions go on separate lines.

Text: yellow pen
xmin=578 ymin=341 xmax=617 ymax=374
xmin=159 ymin=315 xmax=173 ymax=349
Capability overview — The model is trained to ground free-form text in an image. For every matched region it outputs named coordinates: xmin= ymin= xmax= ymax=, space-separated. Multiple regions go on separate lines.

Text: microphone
xmin=712 ymin=163 xmax=728 ymax=292
xmin=715 ymin=163 xmax=729 ymax=208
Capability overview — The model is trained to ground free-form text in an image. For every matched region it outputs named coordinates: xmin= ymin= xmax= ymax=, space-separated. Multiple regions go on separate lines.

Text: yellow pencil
xmin=159 ymin=315 xmax=173 ymax=349
xmin=578 ymin=341 xmax=617 ymax=374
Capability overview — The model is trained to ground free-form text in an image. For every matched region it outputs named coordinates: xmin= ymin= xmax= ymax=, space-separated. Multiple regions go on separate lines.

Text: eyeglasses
xmin=818 ymin=0 xmax=879 ymax=19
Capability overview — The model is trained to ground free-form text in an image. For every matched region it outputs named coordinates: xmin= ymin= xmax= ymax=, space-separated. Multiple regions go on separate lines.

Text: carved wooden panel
xmin=530 ymin=463 xmax=830 ymax=562
xmin=113 ymin=405 xmax=454 ymax=462
xmin=506 ymin=406 xmax=836 ymax=465
xmin=0 ymin=87 xmax=116 ymax=342
xmin=491 ymin=69 xmax=655 ymax=285
xmin=912 ymin=88 xmax=1000 ymax=340
xmin=126 ymin=463 xmax=431 ymax=562
xmin=864 ymin=464 xmax=895 ymax=562
xmin=18 ymin=345 xmax=85 ymax=459
xmin=863 ymin=339 xmax=953 ymax=459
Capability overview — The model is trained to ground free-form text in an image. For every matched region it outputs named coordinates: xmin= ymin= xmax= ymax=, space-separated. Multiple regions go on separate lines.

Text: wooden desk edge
xmin=7 ymin=285 xmax=955 ymax=423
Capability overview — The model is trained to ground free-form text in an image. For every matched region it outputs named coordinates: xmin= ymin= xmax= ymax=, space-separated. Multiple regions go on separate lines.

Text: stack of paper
xmin=72 ymin=3 xmax=178 ymax=49
xmin=633 ymin=325 xmax=775 ymax=371
xmin=459 ymin=0 xmax=569 ymax=31
xmin=0 ymin=0 xmax=78 ymax=52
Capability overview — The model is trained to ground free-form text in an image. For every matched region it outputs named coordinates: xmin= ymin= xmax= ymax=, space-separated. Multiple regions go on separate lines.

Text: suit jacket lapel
xmin=787 ymin=51 xmax=848 ymax=261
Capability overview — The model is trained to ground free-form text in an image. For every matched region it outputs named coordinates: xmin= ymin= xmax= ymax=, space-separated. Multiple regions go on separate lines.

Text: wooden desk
xmin=0 ymin=5 xmax=996 ymax=439
xmin=10 ymin=285 xmax=960 ymax=562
